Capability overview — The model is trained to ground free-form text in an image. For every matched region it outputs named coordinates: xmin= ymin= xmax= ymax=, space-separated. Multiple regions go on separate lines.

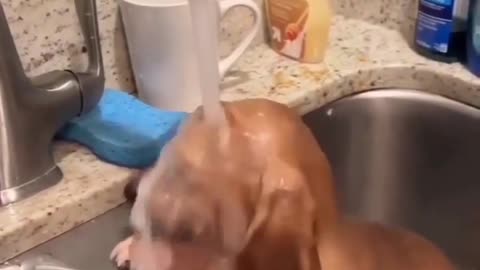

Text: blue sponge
xmin=56 ymin=89 xmax=188 ymax=168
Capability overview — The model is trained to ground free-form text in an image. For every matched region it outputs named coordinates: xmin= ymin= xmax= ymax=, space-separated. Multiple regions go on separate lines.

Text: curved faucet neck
xmin=0 ymin=0 xmax=105 ymax=206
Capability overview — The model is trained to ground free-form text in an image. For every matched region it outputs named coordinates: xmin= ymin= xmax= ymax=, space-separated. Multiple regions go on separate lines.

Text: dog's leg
xmin=124 ymin=170 xmax=148 ymax=203
xmin=110 ymin=236 xmax=134 ymax=268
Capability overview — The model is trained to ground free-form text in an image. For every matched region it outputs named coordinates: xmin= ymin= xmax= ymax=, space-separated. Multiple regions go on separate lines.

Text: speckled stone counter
xmin=0 ymin=143 xmax=139 ymax=261
xmin=2 ymin=1 xmax=480 ymax=263
xmin=223 ymin=16 xmax=480 ymax=114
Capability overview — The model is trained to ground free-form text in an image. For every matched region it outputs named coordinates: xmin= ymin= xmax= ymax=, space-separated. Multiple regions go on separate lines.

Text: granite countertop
xmin=1 ymin=14 xmax=480 ymax=262
xmin=222 ymin=16 xmax=480 ymax=114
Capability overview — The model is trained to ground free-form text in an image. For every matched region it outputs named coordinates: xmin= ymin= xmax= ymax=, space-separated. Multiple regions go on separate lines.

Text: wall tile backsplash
xmin=2 ymin=0 xmax=416 ymax=93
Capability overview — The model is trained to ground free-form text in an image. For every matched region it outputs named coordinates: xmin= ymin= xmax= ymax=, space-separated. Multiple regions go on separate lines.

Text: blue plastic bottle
xmin=467 ymin=0 xmax=480 ymax=76
xmin=414 ymin=0 xmax=470 ymax=63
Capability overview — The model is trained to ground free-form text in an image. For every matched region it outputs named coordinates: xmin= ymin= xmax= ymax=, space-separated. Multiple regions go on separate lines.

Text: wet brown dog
xmin=111 ymin=99 xmax=454 ymax=270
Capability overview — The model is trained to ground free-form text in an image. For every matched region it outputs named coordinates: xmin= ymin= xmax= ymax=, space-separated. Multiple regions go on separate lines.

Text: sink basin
xmin=7 ymin=88 xmax=480 ymax=269
xmin=303 ymin=89 xmax=480 ymax=269
xmin=7 ymin=204 xmax=131 ymax=270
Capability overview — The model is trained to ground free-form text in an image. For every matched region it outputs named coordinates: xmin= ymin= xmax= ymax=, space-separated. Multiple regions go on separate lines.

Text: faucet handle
xmin=71 ymin=0 xmax=105 ymax=114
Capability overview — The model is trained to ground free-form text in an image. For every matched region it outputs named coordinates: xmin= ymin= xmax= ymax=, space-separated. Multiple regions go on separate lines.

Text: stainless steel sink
xmin=6 ymin=88 xmax=480 ymax=269
xmin=6 ymin=204 xmax=132 ymax=270
xmin=304 ymin=89 xmax=480 ymax=270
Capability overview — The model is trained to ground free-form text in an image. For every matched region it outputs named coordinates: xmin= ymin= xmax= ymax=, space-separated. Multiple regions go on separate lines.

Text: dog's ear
xmin=237 ymin=190 xmax=321 ymax=270
xmin=237 ymin=161 xmax=322 ymax=270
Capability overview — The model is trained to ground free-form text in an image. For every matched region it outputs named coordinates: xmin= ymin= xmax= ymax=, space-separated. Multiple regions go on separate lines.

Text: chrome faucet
xmin=0 ymin=0 xmax=105 ymax=206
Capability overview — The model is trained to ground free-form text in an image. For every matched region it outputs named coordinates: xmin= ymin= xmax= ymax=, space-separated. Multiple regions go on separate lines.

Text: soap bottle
xmin=414 ymin=0 xmax=470 ymax=63
xmin=467 ymin=0 xmax=480 ymax=76
xmin=265 ymin=0 xmax=332 ymax=63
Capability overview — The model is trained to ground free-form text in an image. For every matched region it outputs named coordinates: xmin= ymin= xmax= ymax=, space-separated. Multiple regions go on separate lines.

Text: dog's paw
xmin=110 ymin=236 xmax=134 ymax=268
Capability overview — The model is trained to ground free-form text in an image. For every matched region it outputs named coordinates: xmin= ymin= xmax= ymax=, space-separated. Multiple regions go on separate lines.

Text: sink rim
xmin=320 ymin=87 xmax=480 ymax=114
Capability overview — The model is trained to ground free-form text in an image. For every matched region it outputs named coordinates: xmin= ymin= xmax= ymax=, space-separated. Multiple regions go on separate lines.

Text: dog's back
xmin=225 ymin=100 xmax=455 ymax=270
xmin=317 ymin=220 xmax=456 ymax=270
xmin=221 ymin=99 xmax=339 ymax=270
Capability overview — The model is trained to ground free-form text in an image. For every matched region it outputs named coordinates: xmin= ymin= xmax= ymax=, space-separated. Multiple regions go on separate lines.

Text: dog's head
xmin=126 ymin=100 xmax=329 ymax=270
xmin=128 ymin=107 xmax=265 ymax=270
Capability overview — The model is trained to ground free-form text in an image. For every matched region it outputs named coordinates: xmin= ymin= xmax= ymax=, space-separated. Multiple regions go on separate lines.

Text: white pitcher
xmin=119 ymin=0 xmax=261 ymax=112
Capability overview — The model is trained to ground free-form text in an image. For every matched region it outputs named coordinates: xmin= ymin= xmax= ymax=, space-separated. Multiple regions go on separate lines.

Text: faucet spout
xmin=0 ymin=0 xmax=105 ymax=206
xmin=0 ymin=3 xmax=29 ymax=102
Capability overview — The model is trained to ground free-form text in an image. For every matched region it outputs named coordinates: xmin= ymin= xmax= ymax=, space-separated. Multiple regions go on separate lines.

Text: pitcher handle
xmin=218 ymin=0 xmax=262 ymax=77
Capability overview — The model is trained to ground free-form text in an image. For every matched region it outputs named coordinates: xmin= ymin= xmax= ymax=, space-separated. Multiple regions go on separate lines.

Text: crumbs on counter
xmin=357 ymin=53 xmax=370 ymax=63
xmin=299 ymin=66 xmax=331 ymax=82
xmin=274 ymin=71 xmax=296 ymax=89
